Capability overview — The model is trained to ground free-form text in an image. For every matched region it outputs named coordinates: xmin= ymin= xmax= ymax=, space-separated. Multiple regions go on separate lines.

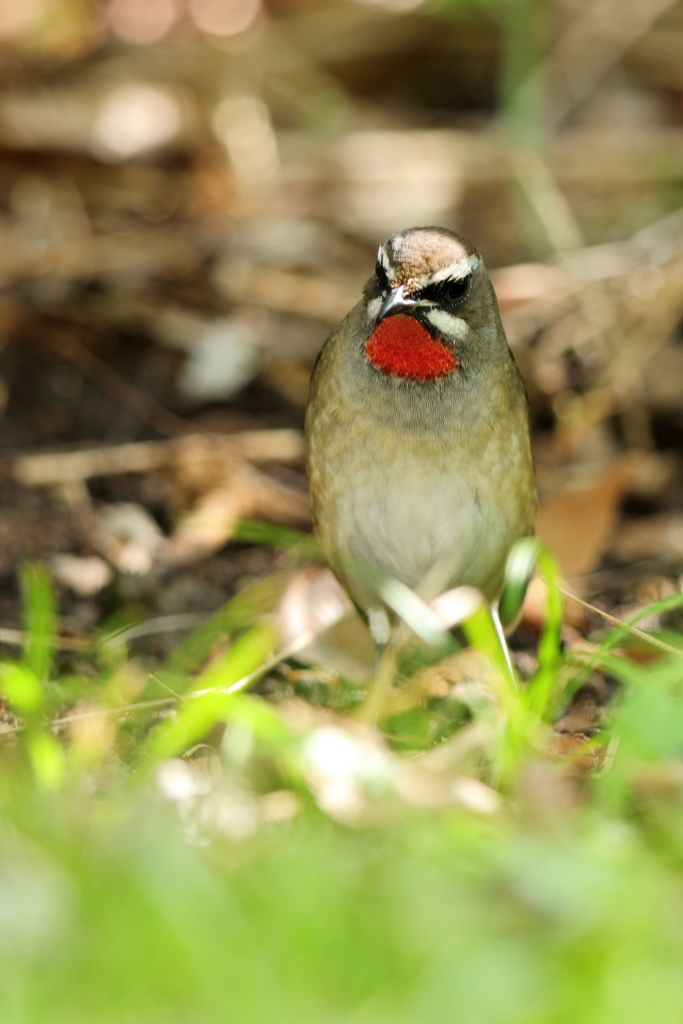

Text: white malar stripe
xmin=425 ymin=308 xmax=470 ymax=340
xmin=366 ymin=296 xmax=382 ymax=320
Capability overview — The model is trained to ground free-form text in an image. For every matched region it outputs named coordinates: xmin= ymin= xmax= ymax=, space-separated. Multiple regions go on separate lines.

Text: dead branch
xmin=165 ymin=460 xmax=310 ymax=565
xmin=11 ymin=430 xmax=305 ymax=486
xmin=214 ymin=261 xmax=360 ymax=324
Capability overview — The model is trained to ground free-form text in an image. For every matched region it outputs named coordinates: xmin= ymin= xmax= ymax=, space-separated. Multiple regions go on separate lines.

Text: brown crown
xmin=383 ymin=227 xmax=478 ymax=293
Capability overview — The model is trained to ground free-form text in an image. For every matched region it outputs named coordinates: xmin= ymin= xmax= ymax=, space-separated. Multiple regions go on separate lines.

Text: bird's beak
xmin=379 ymin=285 xmax=415 ymax=320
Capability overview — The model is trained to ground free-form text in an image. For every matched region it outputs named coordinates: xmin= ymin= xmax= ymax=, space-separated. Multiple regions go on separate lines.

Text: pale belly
xmin=309 ymin=425 xmax=533 ymax=605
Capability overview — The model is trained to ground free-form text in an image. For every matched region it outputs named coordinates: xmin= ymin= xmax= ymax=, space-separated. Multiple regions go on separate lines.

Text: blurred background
xmin=1 ymin=0 xmax=683 ymax=645
xmin=4 ymin=6 xmax=683 ymax=1019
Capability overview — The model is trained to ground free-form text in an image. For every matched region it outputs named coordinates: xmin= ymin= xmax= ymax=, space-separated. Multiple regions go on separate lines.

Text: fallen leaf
xmin=52 ymin=554 xmax=113 ymax=596
xmin=611 ymin=511 xmax=683 ymax=562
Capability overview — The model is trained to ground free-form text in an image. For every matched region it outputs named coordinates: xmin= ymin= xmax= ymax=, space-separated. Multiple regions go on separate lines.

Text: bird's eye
xmin=419 ymin=274 xmax=471 ymax=307
xmin=375 ymin=261 xmax=390 ymax=292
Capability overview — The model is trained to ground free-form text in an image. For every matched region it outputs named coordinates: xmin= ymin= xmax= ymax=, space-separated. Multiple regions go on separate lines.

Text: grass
xmin=3 ymin=534 xmax=683 ymax=1022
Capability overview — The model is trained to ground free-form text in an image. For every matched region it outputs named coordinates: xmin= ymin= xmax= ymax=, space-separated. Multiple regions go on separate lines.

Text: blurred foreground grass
xmin=4 ymin=538 xmax=683 ymax=1023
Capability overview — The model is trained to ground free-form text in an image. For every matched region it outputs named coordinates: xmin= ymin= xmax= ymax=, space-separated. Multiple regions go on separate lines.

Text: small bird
xmin=305 ymin=226 xmax=535 ymax=650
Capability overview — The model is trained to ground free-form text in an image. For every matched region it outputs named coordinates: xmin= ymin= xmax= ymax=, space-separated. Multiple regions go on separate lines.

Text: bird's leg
xmin=373 ymin=641 xmax=387 ymax=680
xmin=368 ymin=606 xmax=392 ymax=677
xmin=360 ymin=607 xmax=394 ymax=724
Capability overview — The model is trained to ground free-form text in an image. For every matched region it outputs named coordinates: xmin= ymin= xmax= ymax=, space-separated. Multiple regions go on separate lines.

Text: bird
xmin=305 ymin=226 xmax=535 ymax=654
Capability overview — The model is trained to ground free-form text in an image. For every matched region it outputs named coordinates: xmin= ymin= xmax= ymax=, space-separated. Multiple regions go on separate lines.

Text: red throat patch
xmin=365 ymin=315 xmax=458 ymax=381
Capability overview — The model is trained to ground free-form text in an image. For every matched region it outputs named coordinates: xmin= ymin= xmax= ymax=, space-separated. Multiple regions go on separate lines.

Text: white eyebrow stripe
xmin=428 ymin=254 xmax=481 ymax=284
xmin=376 ymin=246 xmax=398 ymax=282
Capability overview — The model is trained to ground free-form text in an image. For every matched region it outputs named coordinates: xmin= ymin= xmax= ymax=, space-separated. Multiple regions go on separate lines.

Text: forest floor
xmin=3 ymin=1 xmax=683 ymax=1020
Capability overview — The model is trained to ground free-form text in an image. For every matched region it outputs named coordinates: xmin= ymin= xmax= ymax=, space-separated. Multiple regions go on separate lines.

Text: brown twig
xmin=47 ymin=332 xmax=190 ymax=438
xmin=558 ymin=586 xmax=683 ymax=661
xmin=0 ymin=627 xmax=90 ymax=651
xmin=0 ymin=625 xmax=337 ymax=737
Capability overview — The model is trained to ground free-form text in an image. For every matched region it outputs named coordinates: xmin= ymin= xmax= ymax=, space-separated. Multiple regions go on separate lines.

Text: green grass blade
xmin=147 ymin=624 xmax=278 ymax=761
xmin=569 ymin=590 xmax=683 ymax=690
xmin=20 ymin=562 xmax=56 ymax=683
xmin=526 ymin=546 xmax=563 ymax=719
xmin=0 ymin=662 xmax=45 ymax=720
xmin=163 ymin=573 xmax=289 ymax=681
xmin=25 ymin=731 xmax=65 ymax=790
xmin=463 ymin=604 xmax=519 ymax=695
xmin=498 ymin=537 xmax=539 ymax=628
xmin=234 ymin=518 xmax=321 ymax=557
xmin=189 ymin=623 xmax=278 ymax=694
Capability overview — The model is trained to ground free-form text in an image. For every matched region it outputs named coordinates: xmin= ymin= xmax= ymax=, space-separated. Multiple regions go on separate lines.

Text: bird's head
xmin=361 ymin=226 xmax=502 ymax=382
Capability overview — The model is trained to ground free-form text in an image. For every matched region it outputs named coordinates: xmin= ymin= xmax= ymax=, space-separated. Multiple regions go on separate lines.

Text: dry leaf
xmin=93 ymin=503 xmax=164 ymax=575
xmin=536 ymin=458 xmax=638 ymax=580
